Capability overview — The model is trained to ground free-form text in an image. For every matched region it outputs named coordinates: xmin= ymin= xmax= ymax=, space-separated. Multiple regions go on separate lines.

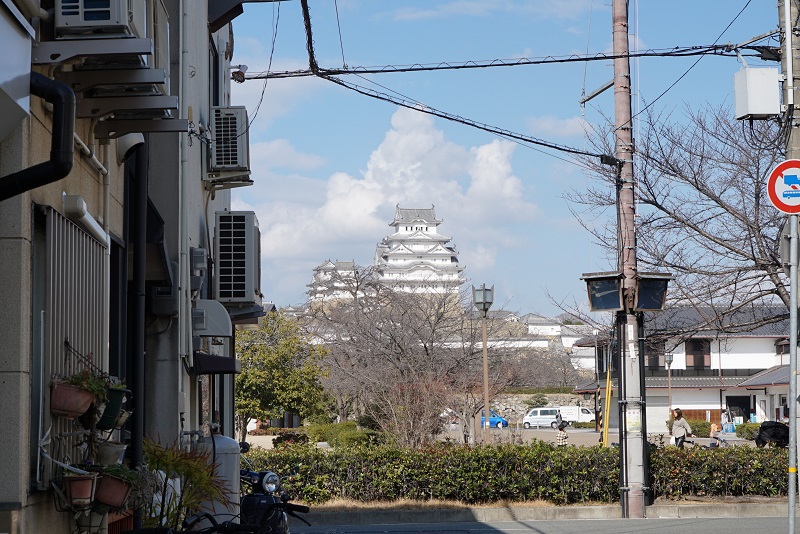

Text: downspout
xmin=178 ymin=0 xmax=191 ymax=428
xmin=130 ymin=141 xmax=147 ymax=530
xmin=0 ymin=72 xmax=74 ymax=202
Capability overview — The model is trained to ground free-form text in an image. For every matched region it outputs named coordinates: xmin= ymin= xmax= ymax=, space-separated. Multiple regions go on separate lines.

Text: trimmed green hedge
xmin=242 ymin=442 xmax=789 ymax=505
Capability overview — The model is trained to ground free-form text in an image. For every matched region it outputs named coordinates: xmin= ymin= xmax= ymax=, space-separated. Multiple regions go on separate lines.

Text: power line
xmin=320 ymin=75 xmax=603 ymax=159
xmin=244 ymin=44 xmax=773 ymax=80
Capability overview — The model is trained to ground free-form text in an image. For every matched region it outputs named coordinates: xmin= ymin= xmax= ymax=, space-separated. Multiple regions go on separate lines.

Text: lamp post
xmin=473 ymin=283 xmax=493 ymax=443
xmin=665 ymin=353 xmax=674 ymax=413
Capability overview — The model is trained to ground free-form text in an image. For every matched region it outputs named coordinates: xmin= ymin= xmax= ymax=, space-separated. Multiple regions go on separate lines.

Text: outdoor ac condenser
xmin=209 ymin=107 xmax=250 ymax=173
xmin=214 ymin=211 xmax=261 ymax=306
xmin=55 ymin=0 xmax=132 ymax=38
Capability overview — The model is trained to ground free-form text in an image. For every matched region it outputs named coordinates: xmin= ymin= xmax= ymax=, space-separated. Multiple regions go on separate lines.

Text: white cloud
xmin=250 ymin=139 xmax=325 ymax=171
xmin=238 ymin=107 xmax=539 ymax=306
xmin=528 ymin=115 xmax=588 ymax=138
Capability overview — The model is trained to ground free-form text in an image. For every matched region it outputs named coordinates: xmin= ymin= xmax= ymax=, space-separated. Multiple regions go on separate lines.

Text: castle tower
xmin=374 ymin=205 xmax=464 ymax=293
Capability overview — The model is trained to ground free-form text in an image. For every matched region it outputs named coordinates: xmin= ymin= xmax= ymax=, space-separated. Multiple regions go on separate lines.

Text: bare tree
xmin=303 ymin=270 xmax=513 ymax=447
xmin=571 ymin=105 xmax=788 ymax=336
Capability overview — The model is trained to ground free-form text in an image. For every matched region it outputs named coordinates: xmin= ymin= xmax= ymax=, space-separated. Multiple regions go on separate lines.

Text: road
xmin=293 ymin=516 xmax=792 ymax=534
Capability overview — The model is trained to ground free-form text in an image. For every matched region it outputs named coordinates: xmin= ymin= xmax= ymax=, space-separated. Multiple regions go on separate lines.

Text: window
xmin=646 ymin=339 xmax=666 ymax=370
xmin=686 ymin=339 xmax=711 ymax=370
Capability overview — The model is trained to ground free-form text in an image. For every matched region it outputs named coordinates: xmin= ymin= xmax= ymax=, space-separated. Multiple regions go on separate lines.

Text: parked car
xmin=481 ymin=410 xmax=509 ymax=428
xmin=522 ymin=406 xmax=595 ymax=428
xmin=523 ymin=407 xmax=560 ymax=428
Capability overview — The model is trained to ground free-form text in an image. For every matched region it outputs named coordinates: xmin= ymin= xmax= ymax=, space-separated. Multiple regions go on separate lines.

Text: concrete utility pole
xmin=612 ymin=0 xmax=646 ymax=518
xmin=779 ymin=2 xmax=800 ymax=530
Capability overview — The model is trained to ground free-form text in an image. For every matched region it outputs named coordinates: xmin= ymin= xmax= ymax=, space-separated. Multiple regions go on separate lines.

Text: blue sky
xmin=229 ymin=0 xmax=777 ymax=317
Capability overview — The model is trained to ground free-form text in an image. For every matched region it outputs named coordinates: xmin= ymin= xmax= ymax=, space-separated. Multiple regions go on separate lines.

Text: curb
xmin=299 ymin=500 xmax=794 ymax=526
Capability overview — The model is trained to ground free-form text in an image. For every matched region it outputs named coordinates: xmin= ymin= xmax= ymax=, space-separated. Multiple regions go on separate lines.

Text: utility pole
xmin=779 ymin=1 xmax=800 ymax=530
xmin=612 ymin=0 xmax=646 ymax=518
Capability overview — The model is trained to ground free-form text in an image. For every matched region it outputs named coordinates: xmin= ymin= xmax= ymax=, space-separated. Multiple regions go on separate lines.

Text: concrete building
xmin=0 ymin=2 xmax=261 ymax=532
xmin=374 ymin=205 xmax=464 ymax=293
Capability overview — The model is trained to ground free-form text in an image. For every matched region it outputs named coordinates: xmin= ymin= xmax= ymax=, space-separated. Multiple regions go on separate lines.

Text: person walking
xmin=556 ymin=422 xmax=569 ymax=446
xmin=671 ymin=408 xmax=693 ymax=448
xmin=555 ymin=410 xmax=563 ymax=427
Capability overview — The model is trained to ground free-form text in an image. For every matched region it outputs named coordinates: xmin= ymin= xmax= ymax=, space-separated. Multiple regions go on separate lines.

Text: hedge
xmin=242 ymin=441 xmax=788 ymax=505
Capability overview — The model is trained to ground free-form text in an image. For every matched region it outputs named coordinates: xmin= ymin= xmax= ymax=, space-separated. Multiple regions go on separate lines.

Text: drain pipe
xmin=0 ymin=72 xmax=75 ymax=202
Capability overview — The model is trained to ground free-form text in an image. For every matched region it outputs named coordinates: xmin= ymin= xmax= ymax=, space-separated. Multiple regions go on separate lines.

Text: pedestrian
xmin=709 ymin=423 xmax=721 ymax=448
xmin=671 ymin=408 xmax=693 ymax=448
xmin=555 ymin=409 xmax=563 ymax=427
xmin=556 ymin=422 xmax=568 ymax=446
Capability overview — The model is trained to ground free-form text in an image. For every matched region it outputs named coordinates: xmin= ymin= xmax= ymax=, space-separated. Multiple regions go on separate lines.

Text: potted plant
xmin=96 ymin=384 xmax=131 ymax=430
xmin=137 ymin=438 xmax=230 ymax=529
xmin=94 ymin=464 xmax=139 ymax=509
xmin=62 ymin=472 xmax=98 ymax=510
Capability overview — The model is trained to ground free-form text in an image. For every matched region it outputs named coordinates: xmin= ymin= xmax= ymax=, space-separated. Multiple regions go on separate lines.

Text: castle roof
xmin=390 ymin=205 xmax=442 ymax=226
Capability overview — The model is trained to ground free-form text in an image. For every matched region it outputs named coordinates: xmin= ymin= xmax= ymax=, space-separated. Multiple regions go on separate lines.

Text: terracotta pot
xmin=94 ymin=475 xmax=132 ymax=508
xmin=51 ymin=383 xmax=95 ymax=419
xmin=63 ymin=473 xmax=97 ymax=509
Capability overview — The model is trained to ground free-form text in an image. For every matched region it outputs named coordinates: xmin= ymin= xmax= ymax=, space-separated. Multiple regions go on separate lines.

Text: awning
xmin=193 ymin=351 xmax=241 ymax=375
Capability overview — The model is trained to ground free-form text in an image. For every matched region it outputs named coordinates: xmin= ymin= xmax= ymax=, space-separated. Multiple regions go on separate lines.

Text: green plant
xmin=272 ymin=430 xmax=310 ymax=447
xmin=64 ymin=370 xmax=108 ymax=402
xmin=735 ymin=422 xmax=761 ymax=440
xmin=138 ymin=438 xmax=230 ymax=529
xmin=98 ymin=463 xmax=140 ymax=484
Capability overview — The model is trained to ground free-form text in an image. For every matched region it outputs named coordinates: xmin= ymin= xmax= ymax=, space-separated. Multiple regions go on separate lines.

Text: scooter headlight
xmin=261 ymin=472 xmax=279 ymax=493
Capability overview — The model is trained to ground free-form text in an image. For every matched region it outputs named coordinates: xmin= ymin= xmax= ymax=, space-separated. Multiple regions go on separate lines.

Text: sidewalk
xmin=296 ymin=497 xmax=792 ymax=527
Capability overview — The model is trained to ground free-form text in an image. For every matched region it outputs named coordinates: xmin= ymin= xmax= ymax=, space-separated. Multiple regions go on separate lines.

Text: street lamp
xmin=665 ymin=353 xmax=674 ymax=413
xmin=472 ymin=283 xmax=494 ymax=443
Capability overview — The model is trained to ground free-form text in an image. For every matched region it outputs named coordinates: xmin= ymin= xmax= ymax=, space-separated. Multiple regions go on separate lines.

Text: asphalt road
xmin=292 ymin=516 xmax=794 ymax=534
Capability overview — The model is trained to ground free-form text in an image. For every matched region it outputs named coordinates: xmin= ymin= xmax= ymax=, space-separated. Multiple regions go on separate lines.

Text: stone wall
xmin=493 ymin=393 xmax=590 ymax=423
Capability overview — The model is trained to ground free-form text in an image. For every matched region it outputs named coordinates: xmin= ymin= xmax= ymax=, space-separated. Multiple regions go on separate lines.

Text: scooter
xmin=239 ymin=442 xmax=310 ymax=533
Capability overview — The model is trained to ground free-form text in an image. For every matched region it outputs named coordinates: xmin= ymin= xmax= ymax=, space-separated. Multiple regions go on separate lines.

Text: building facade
xmin=0 ymin=2 xmax=261 ymax=532
xmin=576 ymin=307 xmax=790 ymax=434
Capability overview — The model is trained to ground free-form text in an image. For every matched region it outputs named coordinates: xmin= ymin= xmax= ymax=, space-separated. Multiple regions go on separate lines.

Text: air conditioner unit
xmin=215 ymin=211 xmax=261 ymax=306
xmin=57 ymin=0 xmax=171 ymax=97
xmin=209 ymin=107 xmax=250 ymax=173
xmin=55 ymin=0 xmax=132 ymax=38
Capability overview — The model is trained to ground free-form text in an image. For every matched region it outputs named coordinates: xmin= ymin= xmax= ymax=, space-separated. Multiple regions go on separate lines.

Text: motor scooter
xmin=239 ymin=441 xmax=309 ymax=533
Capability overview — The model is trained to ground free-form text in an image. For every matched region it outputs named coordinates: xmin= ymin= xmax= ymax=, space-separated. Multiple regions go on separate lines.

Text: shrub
xmin=272 ymin=430 xmax=309 ymax=447
xmin=735 ymin=422 xmax=760 ymax=440
xmin=242 ymin=441 xmax=788 ymax=506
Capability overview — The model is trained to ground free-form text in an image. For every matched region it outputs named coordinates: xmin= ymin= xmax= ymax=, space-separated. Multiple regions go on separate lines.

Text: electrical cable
xmin=625 ymin=0 xmax=755 ymax=128
xmin=334 ymin=0 xmax=347 ymax=68
xmin=246 ymin=44 xmax=764 ymax=80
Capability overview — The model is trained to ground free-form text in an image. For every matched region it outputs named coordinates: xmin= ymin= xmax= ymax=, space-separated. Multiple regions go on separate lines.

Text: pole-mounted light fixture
xmin=472 ymin=284 xmax=494 ymax=317
xmin=472 ymin=283 xmax=494 ymax=443
xmin=580 ymin=271 xmax=624 ymax=311
xmin=634 ymin=272 xmax=673 ymax=311
xmin=580 ymin=271 xmax=672 ymax=312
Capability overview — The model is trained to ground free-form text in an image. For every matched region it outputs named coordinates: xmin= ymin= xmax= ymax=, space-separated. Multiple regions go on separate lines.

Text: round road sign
xmin=768 ymin=159 xmax=800 ymax=214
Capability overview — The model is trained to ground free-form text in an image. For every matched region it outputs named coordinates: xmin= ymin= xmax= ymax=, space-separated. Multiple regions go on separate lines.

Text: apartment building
xmin=0 ymin=1 xmax=261 ymax=532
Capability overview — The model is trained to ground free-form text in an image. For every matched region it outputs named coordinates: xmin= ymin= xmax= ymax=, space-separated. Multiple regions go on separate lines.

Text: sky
xmin=228 ymin=0 xmax=778 ymax=318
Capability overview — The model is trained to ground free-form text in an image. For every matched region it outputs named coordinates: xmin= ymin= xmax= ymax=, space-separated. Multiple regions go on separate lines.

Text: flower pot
xmin=63 ymin=473 xmax=97 ymax=509
xmin=96 ymin=441 xmax=127 ymax=466
xmin=75 ymin=510 xmax=106 ymax=534
xmin=51 ymin=383 xmax=95 ymax=419
xmin=96 ymin=387 xmax=130 ymax=430
xmin=94 ymin=475 xmax=132 ymax=508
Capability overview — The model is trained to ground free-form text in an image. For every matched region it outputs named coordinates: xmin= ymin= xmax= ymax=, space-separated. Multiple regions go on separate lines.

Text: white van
xmin=522 ymin=406 xmax=595 ymax=428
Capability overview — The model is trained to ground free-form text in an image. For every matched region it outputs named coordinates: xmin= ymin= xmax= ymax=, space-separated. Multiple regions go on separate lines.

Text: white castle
xmin=373 ymin=205 xmax=464 ymax=293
